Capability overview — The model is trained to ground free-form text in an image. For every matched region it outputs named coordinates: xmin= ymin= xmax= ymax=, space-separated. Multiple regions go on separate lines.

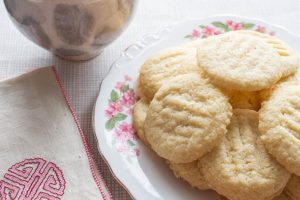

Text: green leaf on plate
xmin=199 ymin=25 xmax=206 ymax=28
xmin=212 ymin=21 xmax=227 ymax=29
xmin=122 ymin=85 xmax=130 ymax=92
xmin=105 ymin=118 xmax=117 ymax=130
xmin=243 ymin=23 xmax=255 ymax=29
xmin=115 ymin=113 xmax=127 ymax=121
xmin=224 ymin=26 xmax=231 ymax=32
xmin=110 ymin=90 xmax=119 ymax=102
xmin=184 ymin=35 xmax=192 ymax=39
xmin=127 ymin=140 xmax=135 ymax=146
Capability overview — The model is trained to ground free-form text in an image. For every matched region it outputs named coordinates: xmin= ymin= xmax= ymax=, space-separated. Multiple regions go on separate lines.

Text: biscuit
xmin=197 ymin=31 xmax=291 ymax=91
xmin=139 ymin=47 xmax=203 ymax=100
xmin=144 ymin=73 xmax=232 ymax=163
xmin=285 ymin=175 xmax=300 ymax=200
xmin=168 ymin=160 xmax=209 ymax=190
xmin=280 ymin=64 xmax=300 ymax=84
xmin=259 ymin=73 xmax=299 ymax=103
xmin=223 ymin=89 xmax=261 ymax=110
xmin=136 ymin=77 xmax=150 ymax=100
xmin=200 ymin=109 xmax=291 ymax=200
xmin=273 ymin=193 xmax=291 ymax=200
xmin=259 ymin=58 xmax=300 ymax=102
xmin=237 ymin=30 xmax=299 ymax=76
xmin=259 ymin=81 xmax=300 ymax=175
xmin=220 ymin=192 xmax=290 ymax=200
xmin=291 ymin=66 xmax=300 ymax=81
xmin=133 ymin=98 xmax=149 ymax=145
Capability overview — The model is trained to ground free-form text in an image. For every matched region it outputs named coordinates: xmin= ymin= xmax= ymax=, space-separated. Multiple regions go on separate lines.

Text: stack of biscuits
xmin=133 ymin=30 xmax=300 ymax=200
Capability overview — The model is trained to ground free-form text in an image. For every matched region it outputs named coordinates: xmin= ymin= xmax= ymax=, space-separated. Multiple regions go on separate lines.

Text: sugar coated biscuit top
xmin=197 ymin=31 xmax=292 ymax=91
xmin=144 ymin=73 xmax=232 ymax=163
xmin=259 ymin=81 xmax=300 ymax=176
xmin=200 ymin=109 xmax=291 ymax=200
xmin=139 ymin=47 xmax=202 ymax=100
xmin=237 ymin=30 xmax=299 ymax=77
xmin=168 ymin=160 xmax=209 ymax=190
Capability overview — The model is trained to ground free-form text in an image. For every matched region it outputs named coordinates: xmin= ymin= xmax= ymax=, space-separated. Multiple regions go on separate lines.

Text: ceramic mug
xmin=4 ymin=0 xmax=137 ymax=61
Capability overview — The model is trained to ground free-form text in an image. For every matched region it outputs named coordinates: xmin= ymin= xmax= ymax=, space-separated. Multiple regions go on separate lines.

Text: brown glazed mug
xmin=4 ymin=0 xmax=137 ymax=61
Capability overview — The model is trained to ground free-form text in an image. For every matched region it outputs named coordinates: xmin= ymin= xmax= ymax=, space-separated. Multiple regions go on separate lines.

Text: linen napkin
xmin=0 ymin=67 xmax=112 ymax=200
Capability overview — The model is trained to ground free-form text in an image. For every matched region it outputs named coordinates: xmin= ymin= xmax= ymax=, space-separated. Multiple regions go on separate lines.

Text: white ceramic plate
xmin=93 ymin=15 xmax=300 ymax=200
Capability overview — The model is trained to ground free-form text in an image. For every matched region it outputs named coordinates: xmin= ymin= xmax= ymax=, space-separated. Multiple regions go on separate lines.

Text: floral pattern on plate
xmin=104 ymin=75 xmax=140 ymax=157
xmin=185 ymin=20 xmax=275 ymax=40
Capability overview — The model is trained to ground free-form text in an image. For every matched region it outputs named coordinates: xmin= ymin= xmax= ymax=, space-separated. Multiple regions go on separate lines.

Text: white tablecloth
xmin=1 ymin=0 xmax=300 ymax=199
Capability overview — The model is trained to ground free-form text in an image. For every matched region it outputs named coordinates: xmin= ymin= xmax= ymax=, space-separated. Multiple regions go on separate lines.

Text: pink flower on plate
xmin=192 ymin=29 xmax=201 ymax=39
xmin=115 ymin=82 xmax=125 ymax=91
xmin=105 ymin=102 xmax=123 ymax=117
xmin=120 ymin=90 xmax=137 ymax=107
xmin=119 ymin=122 xmax=135 ymax=135
xmin=269 ymin=31 xmax=276 ymax=36
xmin=126 ymin=108 xmax=134 ymax=116
xmin=114 ymin=122 xmax=137 ymax=141
xmin=132 ymin=148 xmax=140 ymax=156
xmin=116 ymin=145 xmax=129 ymax=153
xmin=124 ymin=75 xmax=132 ymax=81
xmin=255 ymin=25 xmax=266 ymax=33
xmin=203 ymin=26 xmax=221 ymax=37
xmin=226 ymin=20 xmax=242 ymax=30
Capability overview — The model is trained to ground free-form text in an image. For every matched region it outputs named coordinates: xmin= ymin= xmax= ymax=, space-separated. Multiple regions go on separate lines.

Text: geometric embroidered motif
xmin=0 ymin=158 xmax=66 ymax=200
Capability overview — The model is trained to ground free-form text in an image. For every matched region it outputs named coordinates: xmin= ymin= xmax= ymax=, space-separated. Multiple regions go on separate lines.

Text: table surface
xmin=1 ymin=0 xmax=300 ymax=199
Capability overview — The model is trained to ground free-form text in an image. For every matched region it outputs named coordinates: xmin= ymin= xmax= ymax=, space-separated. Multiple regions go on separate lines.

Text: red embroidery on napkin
xmin=0 ymin=158 xmax=66 ymax=200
